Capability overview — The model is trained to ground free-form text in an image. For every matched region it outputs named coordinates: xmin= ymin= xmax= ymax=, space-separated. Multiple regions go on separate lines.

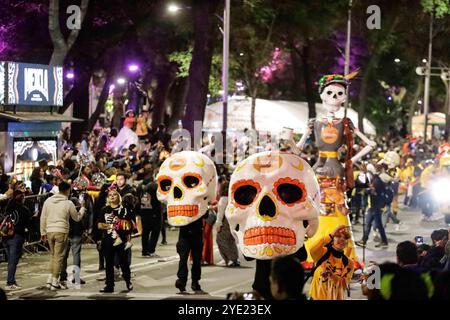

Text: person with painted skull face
xmin=156 ymin=151 xmax=218 ymax=293
xmin=226 ymin=151 xmax=320 ymax=299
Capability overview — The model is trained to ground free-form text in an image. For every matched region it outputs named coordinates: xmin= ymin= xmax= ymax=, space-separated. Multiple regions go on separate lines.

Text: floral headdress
xmin=317 ymin=69 xmax=359 ymax=94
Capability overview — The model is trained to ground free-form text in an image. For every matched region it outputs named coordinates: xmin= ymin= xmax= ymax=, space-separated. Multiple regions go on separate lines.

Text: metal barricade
xmin=22 ymin=193 xmax=52 ymax=253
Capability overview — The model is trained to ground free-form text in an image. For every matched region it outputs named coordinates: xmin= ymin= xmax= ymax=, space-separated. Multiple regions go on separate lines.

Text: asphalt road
xmin=1 ymin=200 xmax=448 ymax=300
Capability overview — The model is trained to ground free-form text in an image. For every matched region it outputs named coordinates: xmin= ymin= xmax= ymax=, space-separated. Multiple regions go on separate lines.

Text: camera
xmin=415 ymin=236 xmax=424 ymax=246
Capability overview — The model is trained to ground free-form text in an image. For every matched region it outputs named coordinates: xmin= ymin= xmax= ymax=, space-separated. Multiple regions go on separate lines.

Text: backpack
xmin=382 ymin=182 xmax=395 ymax=206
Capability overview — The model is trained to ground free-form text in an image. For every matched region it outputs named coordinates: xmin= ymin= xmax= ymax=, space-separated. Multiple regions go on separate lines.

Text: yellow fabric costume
xmin=309 ymin=234 xmax=355 ymax=300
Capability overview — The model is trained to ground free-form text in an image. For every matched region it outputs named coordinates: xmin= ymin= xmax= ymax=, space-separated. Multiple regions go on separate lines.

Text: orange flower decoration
xmin=272 ymin=177 xmax=307 ymax=207
xmin=231 ymin=179 xmax=261 ymax=209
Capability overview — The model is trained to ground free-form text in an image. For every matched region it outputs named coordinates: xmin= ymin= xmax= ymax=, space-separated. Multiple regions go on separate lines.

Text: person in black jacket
xmin=137 ymin=180 xmax=162 ymax=257
xmin=93 ymin=184 xmax=110 ymax=271
xmin=356 ymin=165 xmax=389 ymax=248
xmin=2 ymin=190 xmax=32 ymax=290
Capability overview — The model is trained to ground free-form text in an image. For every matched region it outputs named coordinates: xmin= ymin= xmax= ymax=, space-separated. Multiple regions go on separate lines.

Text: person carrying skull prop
xmin=156 ymin=151 xmax=218 ymax=293
xmin=286 ymin=73 xmax=377 ymax=268
xmin=226 ymin=151 xmax=320 ymax=299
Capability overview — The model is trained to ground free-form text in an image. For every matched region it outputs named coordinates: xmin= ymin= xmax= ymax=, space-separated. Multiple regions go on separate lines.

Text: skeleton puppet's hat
xmin=317 ymin=70 xmax=359 ymax=94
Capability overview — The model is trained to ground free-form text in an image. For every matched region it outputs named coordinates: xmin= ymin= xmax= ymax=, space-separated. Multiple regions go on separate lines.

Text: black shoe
xmin=375 ymin=242 xmax=388 ymax=248
xmin=355 ymin=240 xmax=366 ymax=247
xmin=175 ymin=279 xmax=186 ymax=292
xmin=161 ymin=241 xmax=168 ymax=245
xmin=230 ymin=261 xmax=241 ymax=267
xmin=98 ymin=266 xmax=105 ymax=271
xmin=72 ymin=278 xmax=86 ymax=285
xmin=191 ymin=281 xmax=202 ymax=292
xmin=142 ymin=252 xmax=150 ymax=257
xmin=126 ymin=282 xmax=133 ymax=291
xmin=100 ymin=286 xmax=114 ymax=293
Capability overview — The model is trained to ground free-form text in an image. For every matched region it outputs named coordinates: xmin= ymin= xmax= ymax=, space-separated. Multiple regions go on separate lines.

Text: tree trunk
xmin=71 ymin=81 xmax=90 ymax=142
xmin=289 ymin=42 xmax=304 ymax=101
xmin=251 ymin=91 xmax=257 ymax=130
xmin=151 ymin=72 xmax=172 ymax=126
xmin=407 ymin=79 xmax=424 ymax=134
xmin=48 ymin=0 xmax=89 ymax=65
xmin=183 ymin=0 xmax=220 ymax=146
xmin=59 ymin=70 xmax=92 ymax=114
xmin=168 ymin=77 xmax=189 ymax=131
xmin=300 ymin=40 xmax=316 ymax=119
xmin=111 ymin=95 xmax=124 ymax=130
xmin=88 ymin=73 xmax=113 ymax=131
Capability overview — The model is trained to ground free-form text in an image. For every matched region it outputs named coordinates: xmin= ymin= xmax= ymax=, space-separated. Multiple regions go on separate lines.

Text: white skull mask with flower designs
xmin=156 ymin=151 xmax=217 ymax=226
xmin=225 ymin=151 xmax=320 ymax=260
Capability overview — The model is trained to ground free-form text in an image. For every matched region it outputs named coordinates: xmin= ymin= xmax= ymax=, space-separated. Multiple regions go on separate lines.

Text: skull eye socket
xmin=182 ymin=172 xmax=202 ymax=189
xmin=277 ymin=184 xmax=303 ymax=204
xmin=273 ymin=178 xmax=307 ymax=207
xmin=231 ymin=179 xmax=261 ymax=209
xmin=326 ymin=90 xmax=333 ymax=95
xmin=157 ymin=175 xmax=173 ymax=194
xmin=338 ymin=91 xmax=344 ymax=96
xmin=234 ymin=185 xmax=258 ymax=206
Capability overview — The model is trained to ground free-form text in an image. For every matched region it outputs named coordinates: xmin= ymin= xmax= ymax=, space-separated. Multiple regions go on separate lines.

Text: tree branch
xmin=66 ymin=0 xmax=90 ymax=49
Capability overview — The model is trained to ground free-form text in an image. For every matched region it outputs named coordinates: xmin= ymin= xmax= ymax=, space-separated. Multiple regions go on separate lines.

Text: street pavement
xmin=1 ymin=200 xmax=448 ymax=300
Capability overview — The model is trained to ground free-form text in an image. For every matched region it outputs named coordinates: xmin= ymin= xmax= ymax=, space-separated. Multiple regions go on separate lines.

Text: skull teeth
xmin=243 ymin=227 xmax=296 ymax=246
xmin=168 ymin=205 xmax=199 ymax=218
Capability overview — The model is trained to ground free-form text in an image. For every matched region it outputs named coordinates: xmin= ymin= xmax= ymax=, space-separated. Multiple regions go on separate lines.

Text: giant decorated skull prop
xmin=382 ymin=151 xmax=400 ymax=169
xmin=225 ymin=151 xmax=320 ymax=260
xmin=156 ymin=151 xmax=217 ymax=226
xmin=320 ymin=83 xmax=347 ymax=113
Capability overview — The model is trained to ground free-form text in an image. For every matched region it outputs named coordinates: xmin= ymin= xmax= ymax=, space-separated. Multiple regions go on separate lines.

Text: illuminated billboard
xmin=1 ymin=61 xmax=63 ymax=107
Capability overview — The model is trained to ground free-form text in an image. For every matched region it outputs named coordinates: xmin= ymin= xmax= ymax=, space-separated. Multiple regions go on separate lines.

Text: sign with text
xmin=2 ymin=62 xmax=63 ymax=106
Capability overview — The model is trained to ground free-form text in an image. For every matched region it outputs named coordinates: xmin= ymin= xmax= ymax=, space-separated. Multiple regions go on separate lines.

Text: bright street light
xmin=128 ymin=64 xmax=139 ymax=72
xmin=168 ymin=4 xmax=181 ymax=13
xmin=394 ymin=58 xmax=400 ymax=63
xmin=418 ymin=100 xmax=423 ymax=105
xmin=117 ymin=78 xmax=126 ymax=85
xmin=66 ymin=72 xmax=75 ymax=79
xmin=422 ymin=58 xmax=427 ymax=63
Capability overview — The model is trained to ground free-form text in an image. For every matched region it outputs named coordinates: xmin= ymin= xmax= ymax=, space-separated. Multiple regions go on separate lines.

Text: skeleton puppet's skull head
xmin=381 ymin=151 xmax=400 ymax=169
xmin=320 ymin=83 xmax=347 ymax=113
xmin=225 ymin=151 xmax=320 ymax=260
xmin=156 ymin=151 xmax=217 ymax=226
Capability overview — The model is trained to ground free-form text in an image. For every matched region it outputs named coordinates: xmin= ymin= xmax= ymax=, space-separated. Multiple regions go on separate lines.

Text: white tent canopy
xmin=203 ymin=97 xmax=377 ymax=136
